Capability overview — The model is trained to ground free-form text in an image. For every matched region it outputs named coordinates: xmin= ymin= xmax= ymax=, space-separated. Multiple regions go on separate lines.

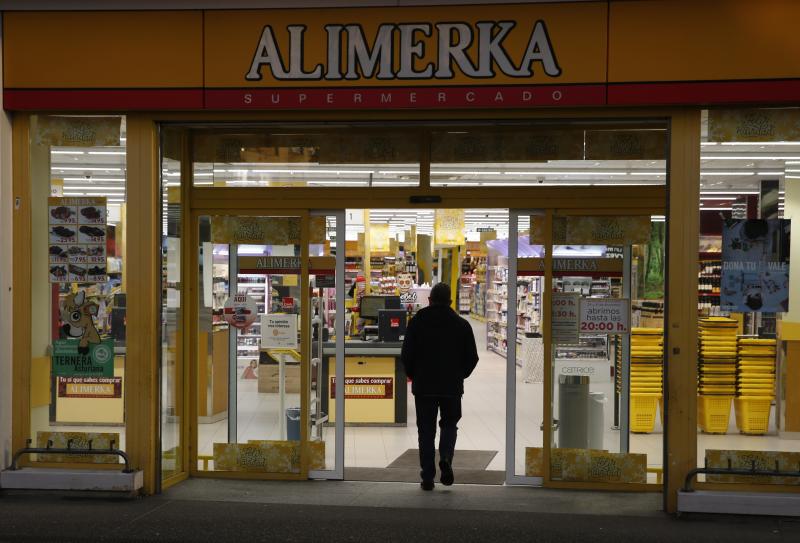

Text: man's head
xmin=429 ymin=282 xmax=452 ymax=307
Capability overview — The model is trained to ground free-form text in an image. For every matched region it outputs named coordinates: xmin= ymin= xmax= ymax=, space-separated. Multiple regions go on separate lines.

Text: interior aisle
xmin=345 ymin=315 xmax=507 ymax=472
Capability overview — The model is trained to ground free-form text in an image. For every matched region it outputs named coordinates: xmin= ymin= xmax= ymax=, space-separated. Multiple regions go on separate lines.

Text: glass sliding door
xmin=308 ymin=211 xmax=345 ymax=479
xmin=193 ymin=212 xmax=311 ymax=477
xmin=506 ymin=210 xmax=545 ymax=485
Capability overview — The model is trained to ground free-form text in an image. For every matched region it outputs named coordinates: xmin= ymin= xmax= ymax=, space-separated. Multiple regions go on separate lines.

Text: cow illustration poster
xmin=721 ymin=219 xmax=790 ymax=313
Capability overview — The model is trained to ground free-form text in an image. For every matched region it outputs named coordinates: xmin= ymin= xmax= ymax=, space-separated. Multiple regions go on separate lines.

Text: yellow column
xmin=363 ymin=210 xmax=371 ymax=294
xmin=664 ymin=110 xmax=701 ymax=513
xmin=125 ymin=115 xmax=160 ymax=494
xmin=417 ymin=234 xmax=432 ymax=285
xmin=449 ymin=247 xmax=460 ymax=310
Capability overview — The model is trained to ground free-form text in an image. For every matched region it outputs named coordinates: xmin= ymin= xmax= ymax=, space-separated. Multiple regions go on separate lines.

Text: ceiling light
xmin=56 ymin=167 xmax=123 ymax=171
xmin=503 ymin=171 xmax=629 ymax=176
xmin=701 ymin=155 xmax=800 ymax=160
xmin=719 ymin=141 xmax=800 ymax=146
xmin=88 ymin=151 xmax=126 ymax=155
xmin=431 ymin=171 xmax=502 ymax=175
xmin=62 ymin=185 xmax=126 ymax=191
xmin=700 ymin=172 xmax=754 ymax=176
xmin=52 ymin=150 xmax=85 ymax=155
xmin=700 ymin=207 xmax=733 ymax=211
xmin=700 ymin=190 xmax=759 ymax=195
xmin=62 ymin=177 xmax=124 ymax=182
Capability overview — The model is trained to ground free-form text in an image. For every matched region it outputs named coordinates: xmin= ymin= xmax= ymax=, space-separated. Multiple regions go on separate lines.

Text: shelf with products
xmin=516 ymin=277 xmax=542 ymax=335
xmin=554 ymin=335 xmax=609 ymax=360
xmin=458 ymin=273 xmax=474 ymax=314
xmin=698 ymin=257 xmax=725 ymax=317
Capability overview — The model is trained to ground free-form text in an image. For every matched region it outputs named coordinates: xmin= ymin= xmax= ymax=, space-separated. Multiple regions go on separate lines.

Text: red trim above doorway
xmin=204 ymin=84 xmax=607 ymax=110
xmin=607 ymin=79 xmax=800 ymax=106
xmin=2 ymin=89 xmax=204 ymax=111
xmin=6 ymin=80 xmax=800 ymax=111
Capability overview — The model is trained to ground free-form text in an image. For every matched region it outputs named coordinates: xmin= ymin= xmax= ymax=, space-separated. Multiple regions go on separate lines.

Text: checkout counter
xmin=320 ymin=340 xmax=407 ymax=426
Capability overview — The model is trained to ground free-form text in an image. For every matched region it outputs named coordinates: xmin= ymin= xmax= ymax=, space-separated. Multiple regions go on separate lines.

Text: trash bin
xmin=588 ymin=392 xmax=607 ymax=450
xmin=557 ymin=375 xmax=589 ymax=449
xmin=286 ymin=407 xmax=301 ymax=440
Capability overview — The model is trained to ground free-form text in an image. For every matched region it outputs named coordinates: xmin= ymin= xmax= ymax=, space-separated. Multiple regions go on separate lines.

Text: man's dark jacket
xmin=401 ymin=304 xmax=479 ymax=396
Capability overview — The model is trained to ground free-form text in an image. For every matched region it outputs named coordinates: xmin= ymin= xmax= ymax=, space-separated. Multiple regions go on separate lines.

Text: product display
xmin=698 ymin=257 xmax=723 ymax=316
xmin=630 ymin=328 xmax=663 ymax=433
xmin=734 ymin=338 xmax=777 ymax=435
xmin=48 ymin=196 xmax=108 ymax=284
xmin=697 ymin=317 xmax=738 ymax=434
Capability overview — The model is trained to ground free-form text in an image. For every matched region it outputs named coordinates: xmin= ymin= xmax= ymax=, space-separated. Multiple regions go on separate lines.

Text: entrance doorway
xmin=169 ymin=119 xmax=668 ymax=490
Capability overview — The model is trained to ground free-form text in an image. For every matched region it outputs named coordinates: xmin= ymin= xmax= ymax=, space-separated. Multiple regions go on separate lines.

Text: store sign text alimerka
xmin=245 ymin=21 xmax=561 ymax=82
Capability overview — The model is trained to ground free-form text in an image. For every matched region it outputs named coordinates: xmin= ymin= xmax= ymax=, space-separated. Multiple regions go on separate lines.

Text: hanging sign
xmin=709 ymin=108 xmax=800 ymax=143
xmin=434 ymin=209 xmax=465 ymax=247
xmin=530 ymin=215 xmax=649 ymax=245
xmin=223 ymin=293 xmax=259 ymax=329
xmin=579 ymin=298 xmax=630 ymax=334
xmin=721 ymin=219 xmax=790 ymax=312
xmin=518 ymin=257 xmax=624 ymax=277
xmin=48 ymin=197 xmax=107 ymax=283
xmin=51 ymin=339 xmax=115 ymax=377
xmin=34 ymin=116 xmax=121 ymax=147
xmin=551 ymin=292 xmax=580 ymax=344
xmin=211 ymin=216 xmax=325 ymax=244
xmin=262 ymin=314 xmax=298 ymax=349
xmin=370 ymin=224 xmax=391 ymax=253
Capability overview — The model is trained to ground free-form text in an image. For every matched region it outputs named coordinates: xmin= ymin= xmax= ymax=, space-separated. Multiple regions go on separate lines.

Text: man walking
xmin=401 ymin=282 xmax=479 ymax=491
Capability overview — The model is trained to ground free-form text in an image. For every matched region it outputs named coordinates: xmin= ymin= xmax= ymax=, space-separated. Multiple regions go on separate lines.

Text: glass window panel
xmin=160 ymin=127 xmax=183 ymax=480
xmin=30 ymin=115 xmax=127 ymax=462
xmin=696 ymin=109 xmax=798 ymax=485
xmin=192 ymin=129 xmax=420 ymax=188
xmin=545 ymin=214 xmax=665 ymax=485
xmin=430 ymin=124 xmax=667 ymax=188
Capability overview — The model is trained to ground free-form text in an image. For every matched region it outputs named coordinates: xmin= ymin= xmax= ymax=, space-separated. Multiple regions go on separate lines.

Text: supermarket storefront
xmin=2 ymin=1 xmax=800 ymax=515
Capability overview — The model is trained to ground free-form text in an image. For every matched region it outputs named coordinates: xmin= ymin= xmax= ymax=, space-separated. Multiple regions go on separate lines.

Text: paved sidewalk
xmin=1 ymin=480 xmax=798 ymax=542
xmin=164 ymin=478 xmax=664 ymax=516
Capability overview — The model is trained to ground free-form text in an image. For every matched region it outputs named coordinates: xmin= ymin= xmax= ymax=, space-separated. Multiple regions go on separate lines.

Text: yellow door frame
xmin=186 ymin=207 xmax=312 ymax=481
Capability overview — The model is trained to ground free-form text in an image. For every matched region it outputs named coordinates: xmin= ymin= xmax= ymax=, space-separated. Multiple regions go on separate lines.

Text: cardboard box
xmin=258 ymin=362 xmax=300 ymax=393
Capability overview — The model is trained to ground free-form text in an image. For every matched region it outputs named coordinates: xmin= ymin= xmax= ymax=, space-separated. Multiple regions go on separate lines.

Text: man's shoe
xmin=439 ymin=459 xmax=454 ymax=486
xmin=420 ymin=480 xmax=435 ymax=491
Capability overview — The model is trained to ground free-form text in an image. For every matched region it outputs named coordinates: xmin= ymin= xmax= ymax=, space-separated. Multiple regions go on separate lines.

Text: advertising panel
xmin=721 ymin=219 xmax=790 ymax=313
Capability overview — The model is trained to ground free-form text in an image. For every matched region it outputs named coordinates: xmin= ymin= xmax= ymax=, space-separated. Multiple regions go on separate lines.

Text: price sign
xmin=551 ymin=292 xmax=580 ymax=344
xmin=579 ymin=298 xmax=630 ymax=334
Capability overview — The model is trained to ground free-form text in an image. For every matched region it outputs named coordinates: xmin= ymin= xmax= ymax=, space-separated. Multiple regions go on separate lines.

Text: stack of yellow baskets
xmin=735 ymin=338 xmax=777 ymax=434
xmin=630 ymin=327 xmax=663 ymax=433
xmin=697 ymin=317 xmax=737 ymax=434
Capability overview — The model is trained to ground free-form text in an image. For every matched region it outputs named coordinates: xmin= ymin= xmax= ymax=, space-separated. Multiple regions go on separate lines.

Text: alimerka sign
xmin=244 ymin=21 xmax=561 ymax=82
xmin=10 ymin=2 xmax=800 ymax=110
xmin=202 ymin=4 xmax=607 ymax=109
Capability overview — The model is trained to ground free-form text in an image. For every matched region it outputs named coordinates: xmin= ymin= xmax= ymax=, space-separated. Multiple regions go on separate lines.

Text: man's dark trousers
xmin=415 ymin=395 xmax=462 ymax=482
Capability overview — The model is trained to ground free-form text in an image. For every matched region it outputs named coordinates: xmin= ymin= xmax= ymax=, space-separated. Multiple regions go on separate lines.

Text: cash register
xmin=359 ymin=295 xmax=402 ymax=341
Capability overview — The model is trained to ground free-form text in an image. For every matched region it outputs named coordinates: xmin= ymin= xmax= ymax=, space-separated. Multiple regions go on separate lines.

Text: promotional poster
xmin=721 ymin=219 xmax=790 ymax=313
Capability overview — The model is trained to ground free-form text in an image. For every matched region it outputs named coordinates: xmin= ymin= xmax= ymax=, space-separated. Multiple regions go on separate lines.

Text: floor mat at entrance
xmin=346 ymin=467 xmax=505 ymax=485
xmin=387 ymin=449 xmax=498 ymax=470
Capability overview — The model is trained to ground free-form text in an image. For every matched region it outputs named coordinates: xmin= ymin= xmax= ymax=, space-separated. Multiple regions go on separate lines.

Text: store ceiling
xmin=51 ymin=128 xmax=790 ymax=235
